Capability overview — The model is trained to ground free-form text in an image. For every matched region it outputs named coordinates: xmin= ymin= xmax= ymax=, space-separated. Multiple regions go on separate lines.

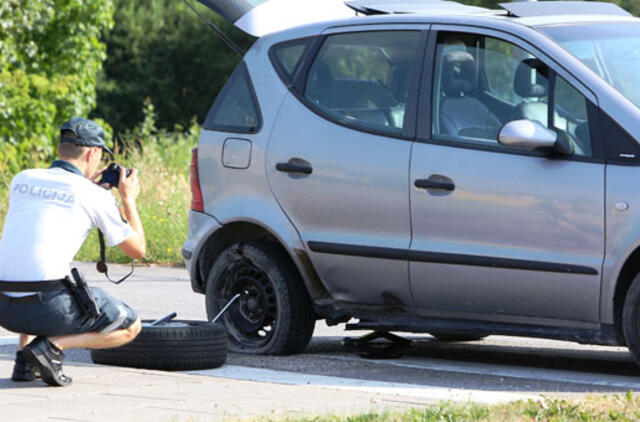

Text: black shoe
xmin=22 ymin=337 xmax=72 ymax=387
xmin=11 ymin=351 xmax=39 ymax=381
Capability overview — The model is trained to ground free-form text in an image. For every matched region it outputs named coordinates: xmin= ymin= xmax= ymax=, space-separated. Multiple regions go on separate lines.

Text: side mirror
xmin=498 ymin=119 xmax=573 ymax=155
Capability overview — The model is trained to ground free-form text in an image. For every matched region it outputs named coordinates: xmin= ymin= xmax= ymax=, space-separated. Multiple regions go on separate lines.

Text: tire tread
xmin=90 ymin=320 xmax=227 ymax=371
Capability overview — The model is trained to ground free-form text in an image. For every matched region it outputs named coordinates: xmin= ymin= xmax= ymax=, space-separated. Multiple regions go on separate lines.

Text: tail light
xmin=190 ymin=148 xmax=204 ymax=212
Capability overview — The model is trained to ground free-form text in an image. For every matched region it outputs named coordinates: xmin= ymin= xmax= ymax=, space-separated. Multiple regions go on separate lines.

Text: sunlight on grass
xmin=249 ymin=394 xmax=640 ymax=422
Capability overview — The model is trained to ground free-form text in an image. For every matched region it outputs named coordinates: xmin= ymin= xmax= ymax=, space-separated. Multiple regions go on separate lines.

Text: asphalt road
xmin=1 ymin=262 xmax=638 ymax=399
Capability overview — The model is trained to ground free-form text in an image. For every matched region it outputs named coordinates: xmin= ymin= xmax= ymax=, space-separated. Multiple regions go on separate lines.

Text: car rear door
xmin=409 ymin=26 xmax=605 ymax=325
xmin=192 ymin=0 xmax=355 ymax=37
xmin=266 ymin=27 xmax=427 ymax=307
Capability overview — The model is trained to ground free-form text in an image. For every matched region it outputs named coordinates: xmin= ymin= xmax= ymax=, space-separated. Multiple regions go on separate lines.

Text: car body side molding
xmin=307 ymin=241 xmax=598 ymax=275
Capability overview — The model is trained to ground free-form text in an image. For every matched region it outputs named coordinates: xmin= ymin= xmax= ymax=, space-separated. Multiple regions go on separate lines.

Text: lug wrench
xmin=210 ymin=292 xmax=245 ymax=324
xmin=150 ymin=311 xmax=178 ymax=326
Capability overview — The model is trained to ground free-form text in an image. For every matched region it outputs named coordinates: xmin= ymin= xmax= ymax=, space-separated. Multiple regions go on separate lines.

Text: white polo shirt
xmin=0 ymin=163 xmax=134 ymax=290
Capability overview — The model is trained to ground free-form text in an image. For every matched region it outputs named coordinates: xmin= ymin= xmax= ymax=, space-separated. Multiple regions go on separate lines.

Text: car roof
xmin=260 ymin=10 xmax=638 ymax=46
xmin=339 ymin=0 xmax=639 ymax=29
xmin=195 ymin=0 xmax=637 ymax=38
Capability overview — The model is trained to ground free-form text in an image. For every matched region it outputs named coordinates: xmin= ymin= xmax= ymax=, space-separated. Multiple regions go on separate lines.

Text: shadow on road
xmin=228 ymin=335 xmax=639 ymax=393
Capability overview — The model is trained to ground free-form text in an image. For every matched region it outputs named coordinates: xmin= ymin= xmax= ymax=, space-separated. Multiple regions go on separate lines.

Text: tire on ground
xmin=623 ymin=273 xmax=640 ymax=367
xmin=90 ymin=320 xmax=227 ymax=371
xmin=205 ymin=241 xmax=316 ymax=355
xmin=429 ymin=332 xmax=489 ymax=342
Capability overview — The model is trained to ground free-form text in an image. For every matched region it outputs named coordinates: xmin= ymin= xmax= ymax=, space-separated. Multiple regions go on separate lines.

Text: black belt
xmin=0 ymin=279 xmax=68 ymax=292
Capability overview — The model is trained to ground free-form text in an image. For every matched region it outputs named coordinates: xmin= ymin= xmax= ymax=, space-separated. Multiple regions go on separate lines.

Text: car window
xmin=204 ymin=62 xmax=261 ymax=133
xmin=303 ymin=31 xmax=421 ymax=135
xmin=484 ymin=37 xmax=531 ymax=105
xmin=554 ymin=76 xmax=592 ymax=156
xmin=431 ymin=32 xmax=592 ymax=157
xmin=271 ymin=38 xmax=313 ymax=83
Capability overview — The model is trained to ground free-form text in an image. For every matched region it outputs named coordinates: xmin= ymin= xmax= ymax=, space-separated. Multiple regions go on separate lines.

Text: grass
xmin=249 ymin=393 xmax=640 ymax=422
xmin=0 ymin=124 xmax=197 ymax=266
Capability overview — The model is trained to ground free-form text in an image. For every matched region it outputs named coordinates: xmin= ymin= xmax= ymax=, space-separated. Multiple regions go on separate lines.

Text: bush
xmin=0 ymin=0 xmax=114 ymax=173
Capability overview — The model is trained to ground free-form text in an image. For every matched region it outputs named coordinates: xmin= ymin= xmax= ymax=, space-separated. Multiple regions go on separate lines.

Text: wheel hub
xmin=220 ymin=262 xmax=278 ymax=343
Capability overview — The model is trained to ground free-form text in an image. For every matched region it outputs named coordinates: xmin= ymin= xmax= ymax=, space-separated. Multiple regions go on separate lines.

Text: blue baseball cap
xmin=60 ymin=117 xmax=113 ymax=155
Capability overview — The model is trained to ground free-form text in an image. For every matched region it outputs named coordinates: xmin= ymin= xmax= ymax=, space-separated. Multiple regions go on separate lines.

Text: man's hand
xmin=91 ymin=165 xmax=109 ymax=188
xmin=118 ymin=167 xmax=140 ymax=202
xmin=116 ymin=167 xmax=146 ymax=259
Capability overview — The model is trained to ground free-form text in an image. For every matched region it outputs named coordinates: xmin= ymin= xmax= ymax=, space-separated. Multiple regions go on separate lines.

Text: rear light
xmin=190 ymin=148 xmax=204 ymax=212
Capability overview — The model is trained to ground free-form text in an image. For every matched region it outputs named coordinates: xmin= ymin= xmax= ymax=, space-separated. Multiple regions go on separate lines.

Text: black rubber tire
xmin=623 ymin=273 xmax=640 ymax=367
xmin=205 ymin=241 xmax=315 ymax=355
xmin=430 ymin=332 xmax=489 ymax=342
xmin=90 ymin=320 xmax=227 ymax=371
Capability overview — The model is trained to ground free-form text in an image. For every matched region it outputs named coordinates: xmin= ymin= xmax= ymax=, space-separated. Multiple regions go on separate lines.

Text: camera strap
xmin=97 ymin=230 xmax=135 ymax=284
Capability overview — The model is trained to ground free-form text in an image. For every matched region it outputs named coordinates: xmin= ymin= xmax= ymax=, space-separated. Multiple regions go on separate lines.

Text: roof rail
xmin=345 ymin=0 xmax=489 ymax=16
xmin=499 ymin=1 xmax=632 ymax=18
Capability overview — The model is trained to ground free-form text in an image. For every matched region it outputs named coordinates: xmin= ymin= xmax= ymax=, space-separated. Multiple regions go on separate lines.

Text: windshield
xmin=542 ymin=23 xmax=640 ymax=108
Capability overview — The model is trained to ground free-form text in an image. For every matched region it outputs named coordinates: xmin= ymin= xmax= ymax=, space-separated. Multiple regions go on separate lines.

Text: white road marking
xmin=317 ymin=353 xmax=640 ymax=390
xmin=188 ymin=365 xmax=538 ymax=404
xmin=0 ymin=336 xmax=17 ymax=346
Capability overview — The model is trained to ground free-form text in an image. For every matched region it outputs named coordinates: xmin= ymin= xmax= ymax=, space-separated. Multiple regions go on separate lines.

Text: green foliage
xmin=0 ymin=0 xmax=114 ymax=173
xmin=409 ymin=402 xmax=490 ymax=421
xmin=75 ymin=99 xmax=198 ymax=264
xmin=607 ymin=0 xmax=640 ymax=15
xmin=260 ymin=395 xmax=640 ymax=422
xmin=92 ymin=0 xmax=255 ymax=136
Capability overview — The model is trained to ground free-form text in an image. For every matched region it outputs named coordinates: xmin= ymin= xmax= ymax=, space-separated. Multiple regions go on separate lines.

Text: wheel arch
xmin=613 ymin=245 xmax=640 ymax=344
xmin=195 ymin=220 xmax=331 ymax=304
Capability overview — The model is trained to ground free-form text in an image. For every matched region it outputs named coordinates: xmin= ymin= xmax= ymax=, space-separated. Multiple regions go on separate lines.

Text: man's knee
xmin=101 ymin=317 xmax=141 ymax=348
xmin=122 ymin=317 xmax=142 ymax=344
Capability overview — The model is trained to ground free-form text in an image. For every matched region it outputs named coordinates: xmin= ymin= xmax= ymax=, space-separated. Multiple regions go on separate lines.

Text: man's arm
xmin=116 ymin=168 xmax=146 ymax=259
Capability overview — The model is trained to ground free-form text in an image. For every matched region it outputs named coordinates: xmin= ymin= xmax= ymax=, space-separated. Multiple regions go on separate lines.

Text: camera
xmin=99 ymin=163 xmax=132 ymax=189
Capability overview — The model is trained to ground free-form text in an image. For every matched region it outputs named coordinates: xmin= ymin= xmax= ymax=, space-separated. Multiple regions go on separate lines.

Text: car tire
xmin=205 ymin=241 xmax=315 ymax=355
xmin=623 ymin=273 xmax=640 ymax=367
xmin=90 ymin=320 xmax=227 ymax=370
xmin=430 ymin=332 xmax=489 ymax=342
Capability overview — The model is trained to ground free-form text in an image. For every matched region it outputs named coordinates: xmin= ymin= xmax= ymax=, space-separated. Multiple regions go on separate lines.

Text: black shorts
xmin=0 ymin=286 xmax=137 ymax=337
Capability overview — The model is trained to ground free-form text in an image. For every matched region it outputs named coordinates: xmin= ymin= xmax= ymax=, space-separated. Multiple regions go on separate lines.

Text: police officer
xmin=0 ymin=117 xmax=145 ymax=386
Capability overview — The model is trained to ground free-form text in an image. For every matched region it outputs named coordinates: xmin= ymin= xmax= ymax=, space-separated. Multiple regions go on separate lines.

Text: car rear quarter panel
xmin=198 ymin=38 xmax=286 ymax=223
xmin=194 ymin=37 xmax=327 ymax=297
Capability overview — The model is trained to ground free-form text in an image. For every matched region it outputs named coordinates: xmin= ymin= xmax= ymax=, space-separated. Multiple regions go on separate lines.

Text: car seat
xmin=439 ymin=51 xmax=501 ymax=140
xmin=514 ymin=58 xmax=550 ymax=126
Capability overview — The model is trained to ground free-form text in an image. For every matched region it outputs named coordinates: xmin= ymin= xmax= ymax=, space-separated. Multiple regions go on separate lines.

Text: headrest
xmin=514 ymin=58 xmax=549 ymax=98
xmin=442 ymin=51 xmax=476 ymax=97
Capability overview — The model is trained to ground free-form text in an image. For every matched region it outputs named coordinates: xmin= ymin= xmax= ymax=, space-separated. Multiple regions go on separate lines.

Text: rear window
xmin=270 ymin=37 xmax=314 ymax=84
xmin=204 ymin=62 xmax=262 ymax=133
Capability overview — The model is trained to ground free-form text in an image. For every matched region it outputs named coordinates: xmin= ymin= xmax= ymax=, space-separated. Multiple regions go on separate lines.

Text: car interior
xmin=433 ymin=32 xmax=592 ymax=156
xmin=304 ymin=33 xmax=418 ymax=133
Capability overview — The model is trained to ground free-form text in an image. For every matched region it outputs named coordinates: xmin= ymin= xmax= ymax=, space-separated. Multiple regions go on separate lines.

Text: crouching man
xmin=0 ymin=117 xmax=145 ymax=386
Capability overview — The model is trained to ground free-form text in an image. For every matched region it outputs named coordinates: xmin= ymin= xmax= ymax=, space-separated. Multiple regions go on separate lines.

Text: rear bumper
xmin=182 ymin=210 xmax=222 ymax=294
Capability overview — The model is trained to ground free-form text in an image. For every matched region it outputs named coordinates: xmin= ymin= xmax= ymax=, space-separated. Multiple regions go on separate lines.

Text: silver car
xmin=182 ymin=0 xmax=640 ymax=366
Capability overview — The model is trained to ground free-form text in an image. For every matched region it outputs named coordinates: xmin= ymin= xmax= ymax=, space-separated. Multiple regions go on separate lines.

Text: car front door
xmin=266 ymin=28 xmax=426 ymax=307
xmin=409 ymin=27 xmax=605 ymax=325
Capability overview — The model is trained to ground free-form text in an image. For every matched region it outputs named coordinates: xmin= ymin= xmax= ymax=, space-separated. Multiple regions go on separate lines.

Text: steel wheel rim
xmin=218 ymin=260 xmax=278 ymax=348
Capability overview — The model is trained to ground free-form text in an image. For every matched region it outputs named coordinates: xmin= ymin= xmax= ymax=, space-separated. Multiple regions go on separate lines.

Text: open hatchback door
xmin=194 ymin=0 xmax=356 ymax=37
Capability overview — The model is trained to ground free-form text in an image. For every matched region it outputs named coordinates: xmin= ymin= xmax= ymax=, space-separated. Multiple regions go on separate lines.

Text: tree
xmin=0 ymin=0 xmax=114 ymax=173
xmin=92 ymin=0 xmax=254 ymax=136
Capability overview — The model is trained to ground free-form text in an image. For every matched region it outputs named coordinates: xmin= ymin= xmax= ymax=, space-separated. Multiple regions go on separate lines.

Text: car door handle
xmin=414 ymin=177 xmax=455 ymax=191
xmin=276 ymin=162 xmax=313 ymax=175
